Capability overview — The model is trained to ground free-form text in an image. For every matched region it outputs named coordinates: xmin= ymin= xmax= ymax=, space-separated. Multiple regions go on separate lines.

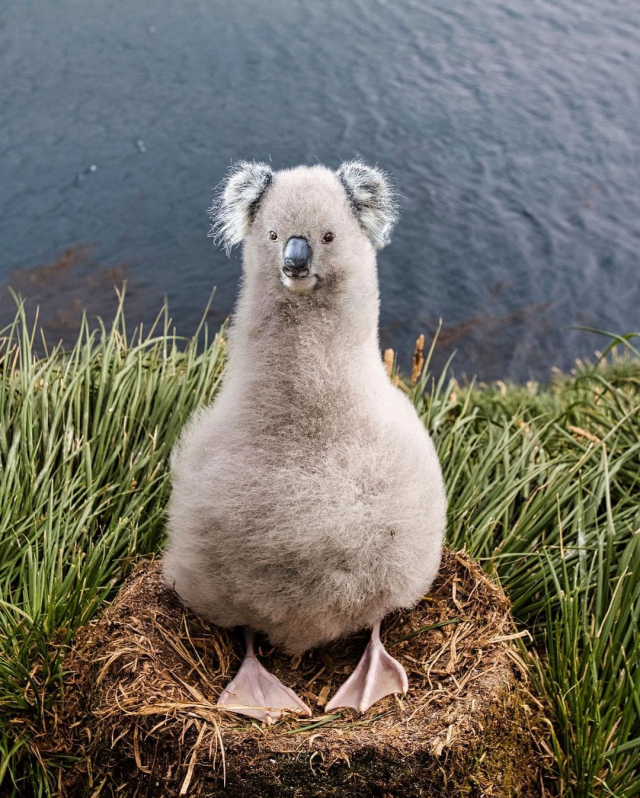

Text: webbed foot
xmin=217 ymin=630 xmax=312 ymax=724
xmin=325 ymin=620 xmax=408 ymax=713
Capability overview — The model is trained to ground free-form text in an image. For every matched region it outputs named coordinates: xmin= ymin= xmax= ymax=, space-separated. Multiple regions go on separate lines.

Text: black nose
xmin=283 ymin=236 xmax=311 ymax=278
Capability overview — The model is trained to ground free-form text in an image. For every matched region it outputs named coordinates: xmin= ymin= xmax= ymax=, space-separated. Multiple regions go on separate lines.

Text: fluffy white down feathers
xmin=209 ymin=161 xmax=273 ymax=255
xmin=164 ymin=162 xmax=446 ymax=654
xmin=336 ymin=160 xmax=399 ymax=248
xmin=210 ymin=159 xmax=398 ymax=254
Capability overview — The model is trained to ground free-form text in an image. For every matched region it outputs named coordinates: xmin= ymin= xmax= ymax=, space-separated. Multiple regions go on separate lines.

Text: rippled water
xmin=1 ymin=0 xmax=639 ymax=379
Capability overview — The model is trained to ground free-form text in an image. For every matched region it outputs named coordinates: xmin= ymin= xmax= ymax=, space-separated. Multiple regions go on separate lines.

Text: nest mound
xmin=50 ymin=550 xmax=546 ymax=797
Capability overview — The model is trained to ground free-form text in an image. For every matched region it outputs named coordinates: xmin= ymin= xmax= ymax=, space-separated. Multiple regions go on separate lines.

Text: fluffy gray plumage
xmin=163 ymin=161 xmax=447 ymax=654
xmin=209 ymin=161 xmax=273 ymax=255
xmin=336 ymin=160 xmax=399 ymax=248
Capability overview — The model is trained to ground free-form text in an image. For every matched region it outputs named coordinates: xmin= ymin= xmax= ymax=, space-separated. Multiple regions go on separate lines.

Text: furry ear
xmin=209 ymin=161 xmax=273 ymax=254
xmin=336 ymin=160 xmax=399 ymax=248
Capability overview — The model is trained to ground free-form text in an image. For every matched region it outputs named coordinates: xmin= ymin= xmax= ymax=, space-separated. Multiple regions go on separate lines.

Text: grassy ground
xmin=0 ymin=297 xmax=638 ymax=797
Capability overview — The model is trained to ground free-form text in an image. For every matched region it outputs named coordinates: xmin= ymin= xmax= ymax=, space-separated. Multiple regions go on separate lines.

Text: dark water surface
xmin=1 ymin=0 xmax=639 ymax=380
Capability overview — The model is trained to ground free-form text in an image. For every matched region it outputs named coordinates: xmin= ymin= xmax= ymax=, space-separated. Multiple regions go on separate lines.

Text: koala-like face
xmin=210 ymin=161 xmax=398 ymax=295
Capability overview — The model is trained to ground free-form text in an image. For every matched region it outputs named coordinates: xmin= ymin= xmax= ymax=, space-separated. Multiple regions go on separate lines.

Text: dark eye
xmin=322 ymin=231 xmax=335 ymax=243
xmin=269 ymin=231 xmax=278 ymax=241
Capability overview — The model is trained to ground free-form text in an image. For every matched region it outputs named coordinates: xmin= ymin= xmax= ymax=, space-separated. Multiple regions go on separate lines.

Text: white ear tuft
xmin=336 ymin=160 xmax=399 ymax=248
xmin=209 ymin=161 xmax=273 ymax=254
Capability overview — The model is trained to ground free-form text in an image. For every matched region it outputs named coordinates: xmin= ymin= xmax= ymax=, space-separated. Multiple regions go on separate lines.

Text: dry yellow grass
xmin=47 ymin=550 xmax=549 ymax=797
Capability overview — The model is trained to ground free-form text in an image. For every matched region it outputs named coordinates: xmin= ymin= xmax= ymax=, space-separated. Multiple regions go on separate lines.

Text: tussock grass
xmin=0 ymin=298 xmax=638 ymax=797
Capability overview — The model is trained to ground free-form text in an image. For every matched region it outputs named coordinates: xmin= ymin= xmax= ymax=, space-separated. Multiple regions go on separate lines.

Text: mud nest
xmin=48 ymin=550 xmax=548 ymax=797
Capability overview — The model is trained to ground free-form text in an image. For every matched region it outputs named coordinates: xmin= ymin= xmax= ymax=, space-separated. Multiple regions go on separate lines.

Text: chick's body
xmin=163 ymin=163 xmax=447 ymax=654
